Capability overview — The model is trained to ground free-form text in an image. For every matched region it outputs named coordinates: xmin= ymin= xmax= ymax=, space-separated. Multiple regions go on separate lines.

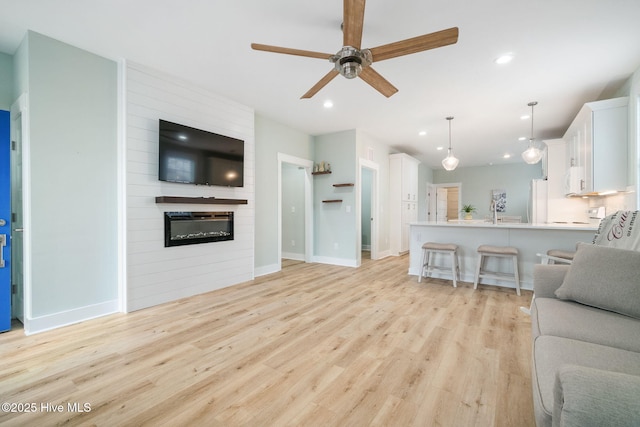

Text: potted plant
xmin=461 ymin=204 xmax=476 ymax=220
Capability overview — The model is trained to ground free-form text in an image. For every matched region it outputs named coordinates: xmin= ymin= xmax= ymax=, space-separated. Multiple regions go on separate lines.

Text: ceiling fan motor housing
xmin=331 ymin=46 xmax=372 ymax=79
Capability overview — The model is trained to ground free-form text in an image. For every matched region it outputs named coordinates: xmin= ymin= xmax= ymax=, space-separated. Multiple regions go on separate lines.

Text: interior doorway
xmin=427 ymin=182 xmax=462 ymax=222
xmin=278 ymin=153 xmax=313 ymax=271
xmin=358 ymin=158 xmax=379 ymax=265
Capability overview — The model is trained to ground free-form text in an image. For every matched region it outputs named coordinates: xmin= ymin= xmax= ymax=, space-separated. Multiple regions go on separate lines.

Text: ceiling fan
xmin=251 ymin=0 xmax=459 ymax=99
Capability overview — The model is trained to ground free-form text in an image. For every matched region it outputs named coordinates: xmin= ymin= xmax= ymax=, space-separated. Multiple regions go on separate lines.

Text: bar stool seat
xmin=474 ymin=244 xmax=520 ymax=295
xmin=546 ymin=249 xmax=575 ymax=263
xmin=419 ymin=242 xmax=460 ymax=287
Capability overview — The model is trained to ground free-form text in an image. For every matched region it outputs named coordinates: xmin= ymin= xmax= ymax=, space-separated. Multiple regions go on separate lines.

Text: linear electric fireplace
xmin=164 ymin=211 xmax=234 ymax=247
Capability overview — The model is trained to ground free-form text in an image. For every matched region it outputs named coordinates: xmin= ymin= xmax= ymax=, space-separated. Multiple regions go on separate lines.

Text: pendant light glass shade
xmin=442 ymin=116 xmax=459 ymax=171
xmin=522 ymin=101 xmax=542 ymax=164
xmin=522 ymin=144 xmax=543 ymax=164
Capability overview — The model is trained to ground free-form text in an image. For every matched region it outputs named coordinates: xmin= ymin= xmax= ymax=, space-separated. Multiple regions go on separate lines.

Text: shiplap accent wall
xmin=126 ymin=62 xmax=255 ymax=311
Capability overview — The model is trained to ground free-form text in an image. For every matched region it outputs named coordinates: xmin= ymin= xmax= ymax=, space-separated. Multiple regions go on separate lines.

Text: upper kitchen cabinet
xmin=390 ymin=153 xmax=420 ymax=202
xmin=563 ymin=97 xmax=628 ymax=196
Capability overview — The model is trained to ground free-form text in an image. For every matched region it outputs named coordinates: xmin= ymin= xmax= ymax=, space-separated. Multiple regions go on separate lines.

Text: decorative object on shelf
xmin=442 ymin=116 xmax=459 ymax=171
xmin=314 ymin=163 xmax=319 ymax=173
xmin=319 ymin=161 xmax=325 ymax=172
xmin=461 ymin=204 xmax=476 ymax=220
xmin=522 ymin=101 xmax=543 ymax=164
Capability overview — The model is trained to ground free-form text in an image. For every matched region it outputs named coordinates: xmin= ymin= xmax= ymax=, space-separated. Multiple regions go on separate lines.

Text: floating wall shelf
xmin=322 ymin=199 xmax=343 ymax=203
xmin=312 ymin=171 xmax=332 ymax=175
xmin=155 ymin=196 xmax=248 ymax=205
xmin=333 ymin=183 xmax=354 ymax=187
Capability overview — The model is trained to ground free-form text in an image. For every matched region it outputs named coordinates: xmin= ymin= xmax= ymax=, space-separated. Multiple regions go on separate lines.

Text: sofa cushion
xmin=531 ymin=298 xmax=640 ymax=353
xmin=555 ymin=243 xmax=640 ymax=319
xmin=554 ymin=365 xmax=640 ymax=427
xmin=532 ymin=335 xmax=640 ymax=427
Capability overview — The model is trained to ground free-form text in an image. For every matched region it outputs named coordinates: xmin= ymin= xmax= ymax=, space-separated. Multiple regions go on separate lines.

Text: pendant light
xmin=522 ymin=101 xmax=543 ymax=164
xmin=442 ymin=116 xmax=459 ymax=171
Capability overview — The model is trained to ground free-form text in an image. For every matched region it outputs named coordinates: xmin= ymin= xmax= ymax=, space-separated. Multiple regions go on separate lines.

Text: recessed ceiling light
xmin=503 ymin=153 xmax=511 ymax=159
xmin=419 ymin=130 xmax=427 ymax=136
xmin=495 ymin=54 xmax=514 ymax=64
xmin=323 ymin=100 xmax=333 ymax=108
xmin=520 ymin=114 xmax=530 ymax=120
xmin=518 ymin=136 xmax=527 ymax=141
xmin=436 ymin=146 xmax=444 ymax=151
xmin=178 ymin=134 xmax=188 ymax=140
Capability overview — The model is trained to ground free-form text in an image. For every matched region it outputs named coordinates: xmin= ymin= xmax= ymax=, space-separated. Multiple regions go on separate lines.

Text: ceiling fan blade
xmin=369 ymin=27 xmax=459 ymax=62
xmin=343 ymin=0 xmax=366 ymax=49
xmin=251 ymin=43 xmax=333 ymax=60
xmin=301 ymin=69 xmax=340 ymax=99
xmin=359 ymin=67 xmax=398 ymax=97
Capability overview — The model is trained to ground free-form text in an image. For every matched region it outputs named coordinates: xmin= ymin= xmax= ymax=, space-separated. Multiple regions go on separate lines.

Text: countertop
xmin=410 ymin=220 xmax=599 ymax=231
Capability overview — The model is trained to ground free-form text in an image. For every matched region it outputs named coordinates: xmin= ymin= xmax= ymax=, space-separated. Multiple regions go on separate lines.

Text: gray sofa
xmin=530 ymin=243 xmax=640 ymax=427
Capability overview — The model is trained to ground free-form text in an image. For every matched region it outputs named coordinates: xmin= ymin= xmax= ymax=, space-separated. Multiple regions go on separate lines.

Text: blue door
xmin=0 ymin=110 xmax=10 ymax=332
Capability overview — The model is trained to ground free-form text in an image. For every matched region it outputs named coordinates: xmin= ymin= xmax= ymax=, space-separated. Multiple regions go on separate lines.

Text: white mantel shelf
xmin=409 ymin=221 xmax=597 ymax=291
xmin=155 ymin=196 xmax=248 ymax=205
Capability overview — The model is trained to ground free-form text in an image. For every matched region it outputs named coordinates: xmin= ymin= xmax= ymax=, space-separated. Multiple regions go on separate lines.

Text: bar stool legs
xmin=419 ymin=242 xmax=459 ymax=287
xmin=474 ymin=245 xmax=521 ymax=296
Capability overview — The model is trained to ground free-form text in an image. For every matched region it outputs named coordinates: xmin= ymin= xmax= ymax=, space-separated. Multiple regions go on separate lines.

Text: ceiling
xmin=1 ymin=0 xmax=639 ymax=169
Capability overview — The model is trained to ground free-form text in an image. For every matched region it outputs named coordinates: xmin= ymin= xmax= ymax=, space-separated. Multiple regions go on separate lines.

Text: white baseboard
xmin=254 ymin=263 xmax=280 ymax=277
xmin=25 ymin=299 xmax=119 ymax=335
xmin=282 ymin=252 xmax=305 ymax=261
xmin=375 ymin=250 xmax=392 ymax=259
xmin=312 ymin=256 xmax=358 ymax=268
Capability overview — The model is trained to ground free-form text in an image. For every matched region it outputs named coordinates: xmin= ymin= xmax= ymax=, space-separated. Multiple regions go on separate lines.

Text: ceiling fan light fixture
xmin=332 ymin=46 xmax=372 ymax=79
xmin=521 ymin=101 xmax=543 ymax=164
xmin=442 ymin=116 xmax=459 ymax=171
xmin=340 ymin=60 xmax=362 ymax=79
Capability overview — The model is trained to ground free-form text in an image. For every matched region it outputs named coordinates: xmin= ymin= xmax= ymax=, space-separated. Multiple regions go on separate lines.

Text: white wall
xmin=254 ymin=114 xmax=314 ymax=274
xmin=0 ymin=52 xmax=13 ymax=110
xmin=125 ymin=62 xmax=255 ymax=311
xmin=434 ymin=163 xmax=543 ymax=220
xmin=314 ymin=130 xmax=357 ymax=265
xmin=15 ymin=32 xmax=119 ymax=333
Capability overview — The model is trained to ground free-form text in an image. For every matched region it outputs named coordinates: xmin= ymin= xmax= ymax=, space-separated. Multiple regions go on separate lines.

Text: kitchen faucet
xmin=490 ymin=199 xmax=498 ymax=224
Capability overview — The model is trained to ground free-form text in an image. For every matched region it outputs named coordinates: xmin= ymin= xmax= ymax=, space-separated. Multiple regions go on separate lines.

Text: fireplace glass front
xmin=164 ymin=211 xmax=234 ymax=247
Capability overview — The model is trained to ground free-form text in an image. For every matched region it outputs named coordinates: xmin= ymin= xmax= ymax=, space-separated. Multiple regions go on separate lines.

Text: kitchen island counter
xmin=409 ymin=221 xmax=598 ymax=291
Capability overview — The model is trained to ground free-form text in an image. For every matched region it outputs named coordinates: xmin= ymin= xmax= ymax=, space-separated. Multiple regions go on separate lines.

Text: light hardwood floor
xmin=0 ymin=255 xmax=534 ymax=426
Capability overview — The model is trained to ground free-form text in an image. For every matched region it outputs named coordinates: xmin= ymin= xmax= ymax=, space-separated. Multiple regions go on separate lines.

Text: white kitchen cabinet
xmin=563 ymin=97 xmax=628 ymax=195
xmin=390 ymin=153 xmax=420 ymax=255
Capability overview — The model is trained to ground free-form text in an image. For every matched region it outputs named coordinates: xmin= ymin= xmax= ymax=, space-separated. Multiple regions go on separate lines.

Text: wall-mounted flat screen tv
xmin=158 ymin=119 xmax=244 ymax=187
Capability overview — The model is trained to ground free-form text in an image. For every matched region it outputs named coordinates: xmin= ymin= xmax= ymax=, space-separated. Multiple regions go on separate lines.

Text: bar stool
xmin=419 ymin=242 xmax=460 ymax=287
xmin=474 ymin=245 xmax=520 ymax=295
xmin=543 ymin=248 xmax=575 ymax=264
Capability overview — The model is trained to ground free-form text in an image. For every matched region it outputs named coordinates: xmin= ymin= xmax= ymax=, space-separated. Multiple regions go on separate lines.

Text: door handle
xmin=13 ymin=228 xmax=23 ymax=232
xmin=0 ymin=234 xmax=5 ymax=268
